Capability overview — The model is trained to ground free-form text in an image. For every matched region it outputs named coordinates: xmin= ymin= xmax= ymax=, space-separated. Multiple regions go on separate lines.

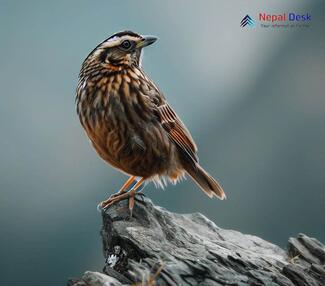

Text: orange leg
xmin=127 ymin=178 xmax=145 ymax=214
xmin=100 ymin=176 xmax=136 ymax=207
xmin=101 ymin=178 xmax=145 ymax=215
xmin=115 ymin=176 xmax=137 ymax=196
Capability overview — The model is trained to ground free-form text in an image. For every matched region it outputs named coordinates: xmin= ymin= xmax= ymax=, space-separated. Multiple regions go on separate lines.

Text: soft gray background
xmin=0 ymin=1 xmax=324 ymax=285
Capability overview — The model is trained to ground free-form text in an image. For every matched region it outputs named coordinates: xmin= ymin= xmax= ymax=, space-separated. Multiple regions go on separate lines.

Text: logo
xmin=259 ymin=13 xmax=311 ymax=22
xmin=240 ymin=13 xmax=311 ymax=29
xmin=240 ymin=15 xmax=255 ymax=27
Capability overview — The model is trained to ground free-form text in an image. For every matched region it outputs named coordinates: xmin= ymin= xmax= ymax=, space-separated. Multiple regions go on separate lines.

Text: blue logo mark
xmin=241 ymin=15 xmax=255 ymax=27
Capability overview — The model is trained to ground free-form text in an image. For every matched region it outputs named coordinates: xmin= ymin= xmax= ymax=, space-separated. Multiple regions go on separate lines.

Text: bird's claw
xmin=98 ymin=190 xmax=145 ymax=214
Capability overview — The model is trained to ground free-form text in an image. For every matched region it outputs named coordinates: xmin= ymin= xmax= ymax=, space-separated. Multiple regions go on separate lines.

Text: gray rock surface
xmin=68 ymin=198 xmax=325 ymax=286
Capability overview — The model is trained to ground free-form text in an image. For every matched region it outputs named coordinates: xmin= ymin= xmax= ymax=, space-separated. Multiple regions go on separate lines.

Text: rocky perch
xmin=68 ymin=198 xmax=325 ymax=286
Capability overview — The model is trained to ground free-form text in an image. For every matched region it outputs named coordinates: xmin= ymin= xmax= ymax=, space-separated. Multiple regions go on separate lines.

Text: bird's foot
xmin=99 ymin=190 xmax=145 ymax=216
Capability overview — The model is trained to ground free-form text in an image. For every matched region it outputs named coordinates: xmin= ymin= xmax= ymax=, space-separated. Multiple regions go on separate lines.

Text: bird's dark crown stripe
xmin=107 ymin=31 xmax=141 ymax=40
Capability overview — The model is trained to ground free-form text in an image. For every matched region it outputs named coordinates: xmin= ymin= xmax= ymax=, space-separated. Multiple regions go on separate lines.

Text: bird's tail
xmin=185 ymin=163 xmax=226 ymax=200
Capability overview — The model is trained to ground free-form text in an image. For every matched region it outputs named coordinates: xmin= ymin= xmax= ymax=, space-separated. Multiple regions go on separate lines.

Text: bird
xmin=76 ymin=31 xmax=225 ymax=213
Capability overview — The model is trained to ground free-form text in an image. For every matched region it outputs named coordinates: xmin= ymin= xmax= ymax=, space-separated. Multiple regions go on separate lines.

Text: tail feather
xmin=186 ymin=164 xmax=226 ymax=200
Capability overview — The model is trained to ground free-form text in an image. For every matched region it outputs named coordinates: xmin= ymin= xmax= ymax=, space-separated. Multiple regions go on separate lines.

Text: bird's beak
xmin=137 ymin=35 xmax=158 ymax=48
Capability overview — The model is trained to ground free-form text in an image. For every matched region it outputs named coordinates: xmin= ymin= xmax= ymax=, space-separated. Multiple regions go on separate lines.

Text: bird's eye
xmin=121 ymin=40 xmax=132 ymax=50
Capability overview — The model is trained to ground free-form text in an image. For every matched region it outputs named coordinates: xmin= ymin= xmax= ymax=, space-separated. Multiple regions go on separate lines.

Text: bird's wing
xmin=156 ymin=103 xmax=198 ymax=163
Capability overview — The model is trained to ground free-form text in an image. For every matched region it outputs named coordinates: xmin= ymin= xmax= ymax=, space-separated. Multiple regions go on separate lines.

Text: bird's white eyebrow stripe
xmin=101 ymin=35 xmax=140 ymax=48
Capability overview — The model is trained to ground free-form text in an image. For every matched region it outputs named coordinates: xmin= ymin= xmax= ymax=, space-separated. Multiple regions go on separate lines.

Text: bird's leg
xmin=112 ymin=176 xmax=137 ymax=197
xmin=100 ymin=176 xmax=136 ymax=208
xmin=128 ymin=178 xmax=145 ymax=216
xmin=101 ymin=178 xmax=145 ymax=215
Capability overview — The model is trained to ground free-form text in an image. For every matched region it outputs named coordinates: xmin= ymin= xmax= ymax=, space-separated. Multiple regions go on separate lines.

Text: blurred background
xmin=0 ymin=0 xmax=324 ymax=285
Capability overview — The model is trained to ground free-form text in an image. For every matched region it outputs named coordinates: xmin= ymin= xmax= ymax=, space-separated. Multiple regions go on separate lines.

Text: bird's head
xmin=83 ymin=31 xmax=158 ymax=70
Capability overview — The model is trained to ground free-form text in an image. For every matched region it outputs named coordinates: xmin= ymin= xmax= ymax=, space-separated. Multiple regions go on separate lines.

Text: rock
xmin=68 ymin=271 xmax=123 ymax=286
xmin=68 ymin=198 xmax=325 ymax=286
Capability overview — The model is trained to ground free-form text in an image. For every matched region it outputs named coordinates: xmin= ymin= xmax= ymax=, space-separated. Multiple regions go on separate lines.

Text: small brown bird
xmin=76 ymin=31 xmax=225 ymax=212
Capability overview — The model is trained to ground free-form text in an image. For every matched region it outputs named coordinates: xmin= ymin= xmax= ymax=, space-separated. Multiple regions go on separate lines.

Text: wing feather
xmin=157 ymin=104 xmax=198 ymax=163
